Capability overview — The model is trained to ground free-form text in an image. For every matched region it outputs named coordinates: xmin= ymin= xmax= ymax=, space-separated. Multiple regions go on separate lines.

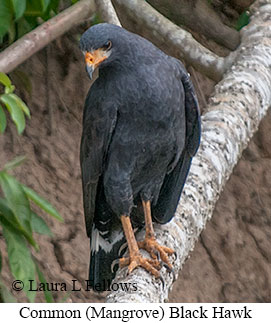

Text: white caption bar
xmin=1 ymin=303 xmax=270 ymax=322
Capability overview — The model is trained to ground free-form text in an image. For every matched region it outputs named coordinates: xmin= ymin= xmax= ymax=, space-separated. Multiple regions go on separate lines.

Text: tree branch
xmin=113 ymin=0 xmax=226 ymax=81
xmin=0 ymin=0 xmax=96 ymax=74
xmin=148 ymin=0 xmax=240 ymax=50
xmin=0 ymin=0 xmax=229 ymax=81
xmin=107 ymin=0 xmax=271 ymax=302
xmin=230 ymin=0 xmax=255 ymax=13
xmin=95 ymin=0 xmax=121 ymax=26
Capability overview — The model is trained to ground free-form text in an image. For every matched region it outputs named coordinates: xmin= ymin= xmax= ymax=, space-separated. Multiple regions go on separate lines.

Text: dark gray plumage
xmin=80 ymin=23 xmax=200 ymax=291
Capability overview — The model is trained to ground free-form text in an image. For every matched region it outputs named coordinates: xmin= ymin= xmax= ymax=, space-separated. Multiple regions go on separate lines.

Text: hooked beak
xmin=86 ymin=64 xmax=94 ymax=80
xmin=85 ymin=50 xmax=108 ymax=80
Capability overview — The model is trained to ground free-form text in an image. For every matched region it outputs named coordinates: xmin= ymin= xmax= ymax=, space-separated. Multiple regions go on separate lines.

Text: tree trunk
xmin=106 ymin=0 xmax=271 ymax=302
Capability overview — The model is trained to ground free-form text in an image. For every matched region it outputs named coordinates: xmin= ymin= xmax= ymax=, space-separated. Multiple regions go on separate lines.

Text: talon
xmin=138 ymin=236 xmax=174 ymax=271
xmin=162 ymin=262 xmax=176 ymax=281
xmin=124 ymin=252 xmax=161 ymax=277
xmin=172 ymin=268 xmax=177 ymax=281
xmin=119 ymin=201 xmax=176 ymax=281
xmin=138 ymin=240 xmax=159 ymax=260
xmin=158 ymin=275 xmax=165 ymax=289
xmin=119 ymin=256 xmax=130 ymax=268
xmin=162 ymin=262 xmax=172 ymax=272
xmin=153 ymin=249 xmax=161 ymax=261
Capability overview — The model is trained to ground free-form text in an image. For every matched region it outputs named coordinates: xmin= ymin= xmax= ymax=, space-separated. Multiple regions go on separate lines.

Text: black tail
xmin=88 ymin=226 xmax=126 ymax=292
xmin=152 ymin=149 xmax=192 ymax=224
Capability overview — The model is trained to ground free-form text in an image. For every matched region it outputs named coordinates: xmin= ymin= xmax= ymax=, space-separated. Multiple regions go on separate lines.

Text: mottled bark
xmin=0 ymin=0 xmax=227 ymax=81
xmin=107 ymin=0 xmax=271 ymax=302
xmin=0 ymin=0 xmax=95 ymax=74
xmin=148 ymin=0 xmax=240 ymax=50
xmin=95 ymin=0 xmax=121 ymax=26
xmin=113 ymin=0 xmax=225 ymax=81
xmin=230 ymin=0 xmax=255 ymax=12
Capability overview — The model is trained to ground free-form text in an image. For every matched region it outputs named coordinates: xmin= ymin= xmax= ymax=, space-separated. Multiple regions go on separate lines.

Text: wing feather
xmin=80 ymin=90 xmax=117 ymax=237
xmin=152 ymin=61 xmax=201 ymax=223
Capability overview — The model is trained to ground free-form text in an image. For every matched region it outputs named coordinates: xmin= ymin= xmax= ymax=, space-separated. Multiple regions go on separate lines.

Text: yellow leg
xmin=138 ymin=200 xmax=175 ymax=269
xmin=119 ymin=215 xmax=161 ymax=277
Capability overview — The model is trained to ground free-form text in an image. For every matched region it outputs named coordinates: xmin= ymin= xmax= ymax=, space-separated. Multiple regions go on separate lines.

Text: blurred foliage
xmin=0 ymin=72 xmax=30 ymax=135
xmin=11 ymin=70 xmax=33 ymax=96
xmin=236 ymin=10 xmax=250 ymax=31
xmin=0 ymin=73 xmax=63 ymax=302
xmin=0 ymin=0 xmax=79 ymax=45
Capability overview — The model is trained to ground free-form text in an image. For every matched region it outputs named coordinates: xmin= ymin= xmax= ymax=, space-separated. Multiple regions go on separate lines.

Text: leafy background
xmin=1 ymin=0 xmax=269 ymax=303
xmin=0 ymin=0 xmax=79 ymax=45
xmin=0 ymin=72 xmax=63 ymax=302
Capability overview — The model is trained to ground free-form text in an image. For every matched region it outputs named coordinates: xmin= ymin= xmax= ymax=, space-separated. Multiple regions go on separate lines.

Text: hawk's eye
xmin=102 ymin=41 xmax=112 ymax=51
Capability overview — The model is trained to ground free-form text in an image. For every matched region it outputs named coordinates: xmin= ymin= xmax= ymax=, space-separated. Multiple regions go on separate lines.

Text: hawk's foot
xmin=137 ymin=236 xmax=174 ymax=270
xmin=119 ymin=252 xmax=161 ymax=278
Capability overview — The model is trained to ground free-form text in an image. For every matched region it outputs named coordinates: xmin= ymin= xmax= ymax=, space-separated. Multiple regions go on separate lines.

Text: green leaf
xmin=22 ymin=16 xmax=38 ymax=32
xmin=35 ymin=262 xmax=54 ymax=302
xmin=16 ymin=17 xmax=33 ymax=39
xmin=50 ymin=0 xmax=60 ymax=12
xmin=0 ymin=173 xmax=33 ymax=243
xmin=236 ymin=11 xmax=250 ymax=31
xmin=40 ymin=0 xmax=59 ymax=20
xmin=24 ymin=0 xmax=43 ymax=16
xmin=31 ymin=212 xmax=53 ymax=236
xmin=7 ymin=20 xmax=16 ymax=45
xmin=0 ymin=198 xmax=22 ymax=229
xmin=4 ymin=84 xmax=15 ymax=94
xmin=0 ymin=72 xmax=12 ymax=87
xmin=0 ymin=198 xmax=19 ymax=225
xmin=0 ymin=104 xmax=7 ymax=134
xmin=3 ymin=156 xmax=26 ymax=171
xmin=0 ymin=279 xmax=16 ymax=302
xmin=9 ymin=93 xmax=30 ymax=118
xmin=11 ymin=0 xmax=26 ymax=20
xmin=0 ymin=93 xmax=26 ymax=134
xmin=41 ymin=0 xmax=50 ymax=12
xmin=0 ymin=198 xmax=38 ymax=249
xmin=1 ymin=220 xmax=36 ymax=302
xmin=0 ymin=0 xmax=12 ymax=39
xmin=22 ymin=185 xmax=63 ymax=222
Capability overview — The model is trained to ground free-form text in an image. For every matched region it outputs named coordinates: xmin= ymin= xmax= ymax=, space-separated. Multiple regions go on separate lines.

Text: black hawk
xmin=79 ymin=23 xmax=201 ymax=291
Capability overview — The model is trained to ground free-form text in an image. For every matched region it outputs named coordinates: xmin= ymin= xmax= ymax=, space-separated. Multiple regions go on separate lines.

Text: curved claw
xmin=119 ymin=253 xmax=161 ymax=278
xmin=158 ymin=275 xmax=165 ymax=289
xmin=153 ymin=249 xmax=161 ymax=262
xmin=119 ymin=256 xmax=130 ymax=267
xmin=138 ymin=237 xmax=174 ymax=271
xmin=162 ymin=262 xmax=176 ymax=281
